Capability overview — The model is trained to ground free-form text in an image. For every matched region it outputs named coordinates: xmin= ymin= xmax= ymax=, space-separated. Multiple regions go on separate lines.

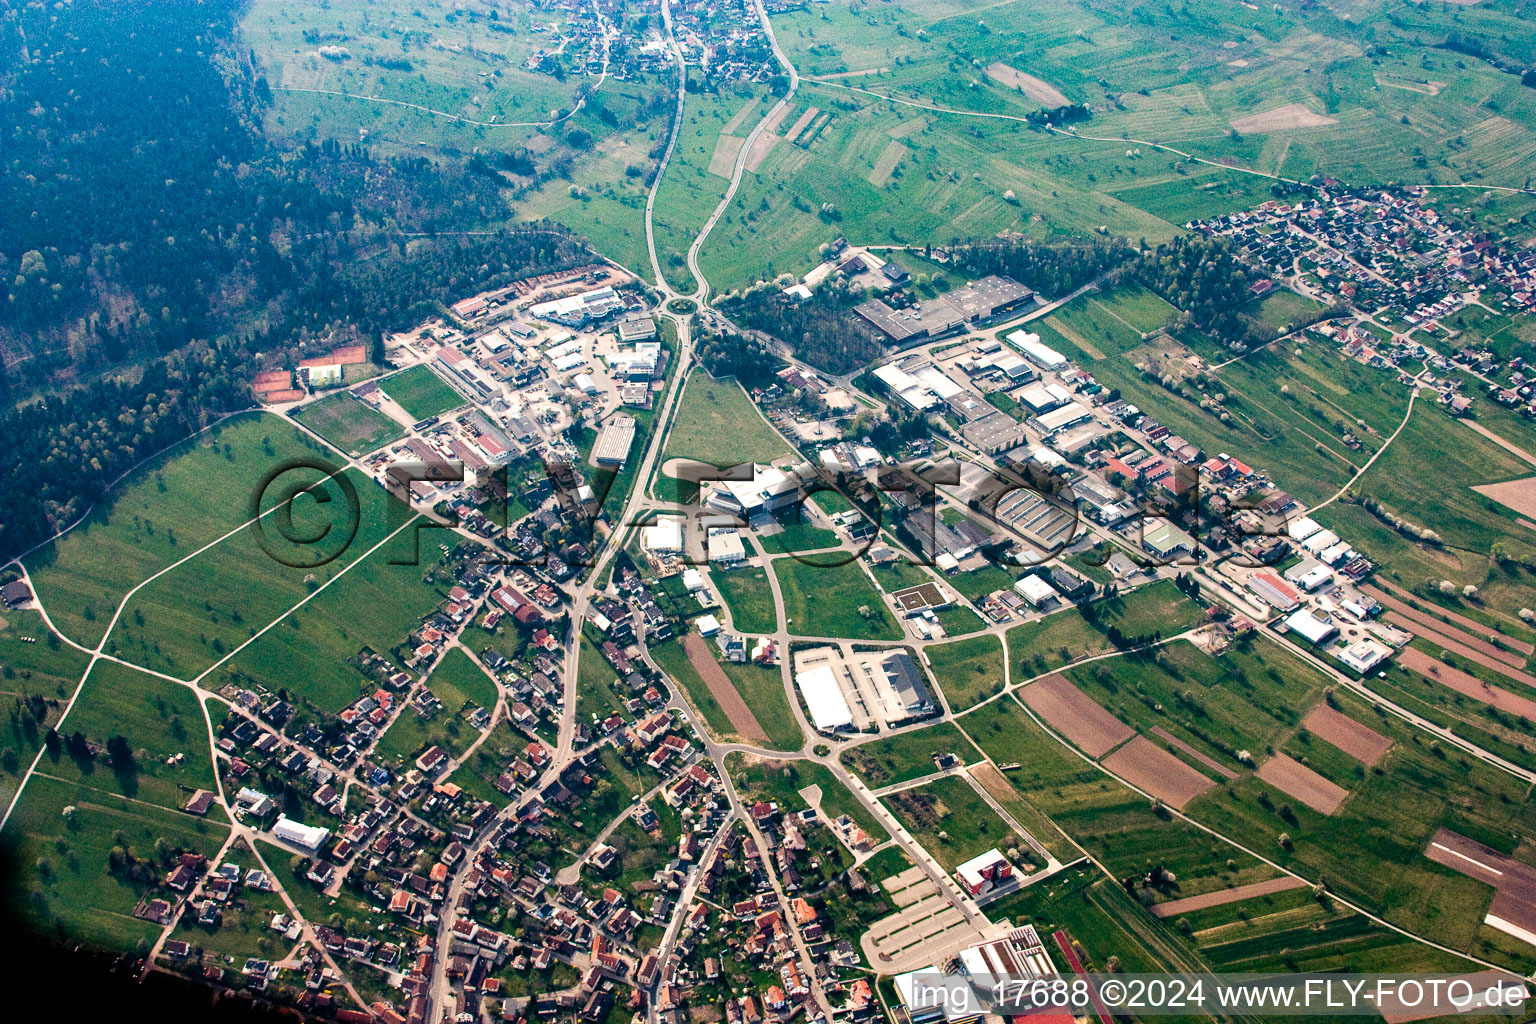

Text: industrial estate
xmin=4 ymin=1 xmax=1536 ymax=1023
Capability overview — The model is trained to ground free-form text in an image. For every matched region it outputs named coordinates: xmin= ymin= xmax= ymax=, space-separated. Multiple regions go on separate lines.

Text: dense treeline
xmin=0 ymin=223 xmax=589 ymax=563
xmin=952 ymin=237 xmax=1138 ymax=297
xmin=958 ymin=234 xmax=1283 ymax=350
xmin=0 ymin=0 xmax=578 ymax=390
xmin=695 ymin=330 xmax=782 ymax=390
xmin=0 ymin=345 xmax=251 ymax=558
xmin=717 ymin=285 xmax=885 ymax=375
xmin=0 ymin=0 xmax=598 ymax=562
xmin=1129 ymin=235 xmax=1272 ymax=348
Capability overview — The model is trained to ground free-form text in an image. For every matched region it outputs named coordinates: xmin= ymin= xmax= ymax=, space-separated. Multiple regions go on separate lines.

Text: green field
xmin=215 ymin=530 xmax=451 ymax=713
xmin=41 ymin=660 xmax=222 ymax=813
xmin=963 ymin=695 xmax=1280 ymax=902
xmin=380 ymin=364 xmax=464 ymax=421
xmin=924 ymin=634 xmax=1006 ymax=710
xmin=773 ymin=558 xmax=901 ymax=641
xmin=841 ymin=720 xmax=982 ymax=788
xmin=292 ymin=392 xmax=404 ymax=456
xmin=885 ymin=774 xmax=1015 ymax=871
xmin=1007 ymin=579 xmax=1204 ymax=680
xmin=724 ymin=754 xmax=888 ymax=841
xmin=649 ymin=638 xmax=801 ymax=752
xmin=375 ymin=648 xmax=497 ymax=763
xmin=651 ymin=87 xmax=767 ymax=291
xmin=713 ymin=566 xmax=778 ymax=634
xmin=663 ymin=369 xmax=792 ymax=468
xmin=1183 ymin=686 xmax=1536 ymax=969
xmin=5 ymin=773 xmax=229 ymax=951
xmin=25 ymin=413 xmax=328 ymax=648
xmin=0 ymin=611 xmax=92 ymax=808
xmin=111 ymin=469 xmax=409 ymax=679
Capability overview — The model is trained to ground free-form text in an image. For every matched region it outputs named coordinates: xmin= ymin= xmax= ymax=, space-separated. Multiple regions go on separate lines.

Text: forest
xmin=0 ymin=0 xmax=585 ymax=389
xmin=716 ymin=284 xmax=886 ymax=375
xmin=0 ymin=0 xmax=596 ymax=563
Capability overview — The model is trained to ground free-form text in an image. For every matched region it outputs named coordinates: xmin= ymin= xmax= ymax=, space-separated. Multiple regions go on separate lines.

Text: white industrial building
xmin=1336 ymin=638 xmax=1392 ymax=674
xmin=1301 ymin=529 xmax=1341 ymax=556
xmin=273 ymin=816 xmax=330 ymax=853
xmin=1030 ymin=401 xmax=1093 ymax=436
xmin=704 ymin=463 xmax=807 ymax=520
xmin=1006 ymin=330 xmax=1068 ymax=370
xmin=1283 ymin=557 xmax=1333 ymax=592
xmin=796 ymin=665 xmax=855 ymax=733
xmin=1284 ymin=608 xmax=1339 ymax=645
xmin=1018 ymin=381 xmax=1073 ymax=414
xmin=643 ymin=518 xmax=683 ymax=555
xmin=1013 ymin=575 xmax=1060 ymax=608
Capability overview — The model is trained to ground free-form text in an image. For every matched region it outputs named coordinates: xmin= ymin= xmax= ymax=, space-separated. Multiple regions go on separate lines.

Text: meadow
xmin=724 ymin=754 xmax=887 ymax=842
xmin=662 ymin=369 xmax=791 ymax=468
xmin=375 ymin=647 xmax=498 ymax=763
xmin=1005 ymin=578 xmax=1204 ymax=681
xmin=381 ymin=364 xmax=465 ymax=421
xmin=39 ymin=660 xmax=221 ymax=813
xmin=650 ymin=86 xmax=768 ymax=292
xmin=772 ymin=558 xmax=902 ymax=641
xmin=110 ymin=469 xmax=409 ymax=679
xmin=292 ymin=392 xmax=404 ymax=456
xmin=713 ymin=566 xmax=778 ymax=634
xmin=923 ymin=634 xmax=1006 ymax=711
xmin=840 ymin=720 xmax=981 ymax=788
xmin=885 ymin=773 xmax=1017 ymax=871
xmin=6 ymin=774 xmax=229 ymax=951
xmin=25 ymin=413 xmax=327 ymax=649
xmin=214 ymin=530 xmax=452 ymax=714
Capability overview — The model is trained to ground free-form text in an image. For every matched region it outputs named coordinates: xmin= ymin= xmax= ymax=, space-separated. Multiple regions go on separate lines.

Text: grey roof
xmin=882 ymin=652 xmax=932 ymax=711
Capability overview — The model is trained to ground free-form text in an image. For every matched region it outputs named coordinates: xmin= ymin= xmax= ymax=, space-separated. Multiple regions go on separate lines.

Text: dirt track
xmin=683 ymin=633 xmax=767 ymax=742
xmin=1396 ymin=647 xmax=1536 ymax=720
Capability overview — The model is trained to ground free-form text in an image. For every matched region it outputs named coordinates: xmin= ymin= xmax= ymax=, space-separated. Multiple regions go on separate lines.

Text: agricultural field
xmin=685 ymin=0 xmax=1536 ymax=292
xmin=885 ymin=774 xmax=1015 ymax=871
xmin=375 ymin=648 xmax=497 ymax=763
xmin=772 ymin=558 xmax=901 ymax=641
xmin=5 ymin=773 xmax=229 ymax=951
xmin=292 ymin=392 xmax=404 ymax=456
xmin=110 ymin=469 xmax=409 ymax=679
xmin=651 ymin=86 xmax=768 ymax=291
xmin=663 ymin=369 xmax=792 ymax=468
xmin=24 ymin=413 xmax=327 ymax=649
xmin=713 ymin=566 xmax=778 ymax=634
xmin=34 ymin=660 xmax=222 ymax=814
xmin=963 ymin=695 xmax=1281 ymax=903
xmin=213 ymin=531 xmax=453 ymax=714
xmin=923 ymin=634 xmax=1006 ymax=711
xmin=1183 ymin=685 xmax=1536 ymax=969
xmin=380 ymin=364 xmax=465 ymax=421
xmin=840 ymin=720 xmax=981 ymax=788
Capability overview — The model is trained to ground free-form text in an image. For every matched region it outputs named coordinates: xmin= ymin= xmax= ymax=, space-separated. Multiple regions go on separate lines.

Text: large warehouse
xmin=795 ymin=665 xmax=854 ymax=733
